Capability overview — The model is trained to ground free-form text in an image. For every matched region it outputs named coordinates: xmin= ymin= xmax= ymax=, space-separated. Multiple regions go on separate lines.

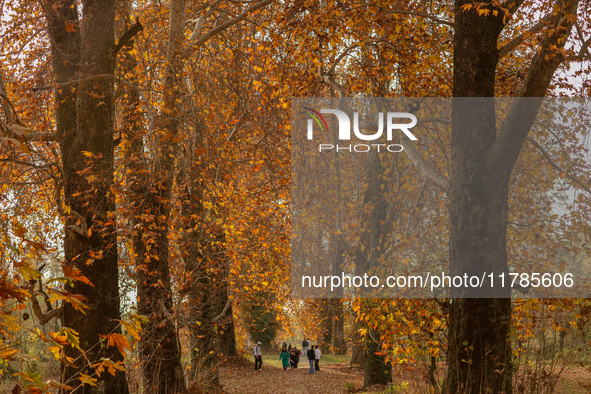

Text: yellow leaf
xmin=79 ymin=374 xmax=97 ymax=386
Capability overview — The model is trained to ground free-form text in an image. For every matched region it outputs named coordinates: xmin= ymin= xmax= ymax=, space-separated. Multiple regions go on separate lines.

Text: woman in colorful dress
xmin=279 ymin=346 xmax=290 ymax=370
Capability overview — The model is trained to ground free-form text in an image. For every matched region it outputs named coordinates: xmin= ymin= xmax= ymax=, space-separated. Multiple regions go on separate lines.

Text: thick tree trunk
xmin=363 ymin=332 xmax=392 ymax=387
xmin=189 ymin=263 xmax=220 ymax=386
xmin=43 ymin=1 xmax=129 ymax=393
xmin=444 ymin=4 xmax=510 ymax=393
xmin=134 ymin=1 xmax=188 ymax=392
xmin=184 ymin=228 xmax=222 ymax=387
xmin=179 ymin=168 xmax=223 ymax=387
xmin=135 ymin=191 xmax=185 ymax=394
xmin=444 ymin=1 xmax=578 ymax=393
xmin=114 ymin=8 xmax=185 ymax=392
xmin=349 ymin=329 xmax=365 ymax=365
xmin=355 ymin=152 xmax=392 ymax=386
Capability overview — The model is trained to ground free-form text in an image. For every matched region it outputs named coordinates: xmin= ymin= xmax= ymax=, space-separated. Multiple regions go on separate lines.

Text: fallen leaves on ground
xmin=220 ymin=359 xmax=366 ymax=394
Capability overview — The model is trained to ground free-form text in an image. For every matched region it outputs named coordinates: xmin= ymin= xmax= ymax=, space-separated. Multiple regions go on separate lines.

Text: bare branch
xmin=567 ymin=22 xmax=591 ymax=61
xmin=212 ymin=297 xmax=232 ymax=322
xmin=188 ymin=0 xmax=225 ymax=41
xmin=28 ymin=280 xmax=63 ymax=325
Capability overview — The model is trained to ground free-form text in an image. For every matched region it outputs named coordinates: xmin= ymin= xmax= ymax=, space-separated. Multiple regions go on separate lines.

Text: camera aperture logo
xmin=303 ymin=107 xmax=418 ymax=153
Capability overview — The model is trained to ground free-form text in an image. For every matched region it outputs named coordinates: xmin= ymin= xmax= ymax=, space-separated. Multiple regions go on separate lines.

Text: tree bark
xmin=215 ymin=281 xmax=237 ymax=357
xmin=42 ymin=0 xmax=129 ymax=392
xmin=363 ymin=331 xmax=392 ymax=387
xmin=331 ymin=299 xmax=346 ymax=354
xmin=444 ymin=1 xmax=579 ymax=393
xmin=355 ymin=152 xmax=392 ymax=386
xmin=133 ymin=1 xmax=188 ymax=392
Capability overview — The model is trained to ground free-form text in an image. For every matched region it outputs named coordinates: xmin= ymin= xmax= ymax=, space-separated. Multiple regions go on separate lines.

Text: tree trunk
xmin=178 ymin=165 xmax=223 ymax=387
xmin=331 ymin=299 xmax=346 ymax=355
xmin=113 ymin=5 xmax=185 ymax=392
xmin=363 ymin=332 xmax=392 ymax=387
xmin=349 ymin=329 xmax=365 ymax=365
xmin=356 ymin=152 xmax=392 ymax=386
xmin=320 ymin=299 xmax=333 ymax=353
xmin=444 ymin=1 xmax=579 ymax=393
xmin=134 ymin=1 xmax=188 ymax=392
xmin=445 ymin=3 xmax=512 ymax=390
xmin=43 ymin=1 xmax=129 ymax=392
xmin=135 ymin=190 xmax=185 ymax=394
xmin=216 ymin=281 xmax=237 ymax=357
xmin=184 ymin=225 xmax=221 ymax=387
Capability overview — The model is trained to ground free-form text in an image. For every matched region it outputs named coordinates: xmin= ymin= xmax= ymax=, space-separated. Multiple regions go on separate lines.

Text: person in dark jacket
xmin=290 ymin=346 xmax=300 ymax=369
xmin=301 ymin=338 xmax=308 ymax=357
xmin=306 ymin=346 xmax=315 ymax=374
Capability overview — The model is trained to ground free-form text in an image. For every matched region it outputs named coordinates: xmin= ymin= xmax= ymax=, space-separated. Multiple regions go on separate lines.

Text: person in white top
xmin=314 ymin=345 xmax=321 ymax=372
xmin=254 ymin=341 xmax=262 ymax=371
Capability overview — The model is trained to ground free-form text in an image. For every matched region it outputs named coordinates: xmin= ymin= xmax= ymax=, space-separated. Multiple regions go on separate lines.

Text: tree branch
xmin=327 ymin=45 xmax=359 ymax=76
xmin=488 ymin=0 xmax=579 ymax=184
xmin=322 ymin=74 xmax=347 ymax=98
xmin=498 ymin=13 xmax=553 ymax=60
xmin=188 ymin=0 xmax=225 ymax=41
xmin=354 ymin=116 xmax=451 ymax=194
xmin=111 ymin=19 xmax=143 ymax=56
xmin=28 ymin=280 xmax=63 ymax=325
xmin=525 ymin=136 xmax=591 ymax=195
xmin=212 ymin=297 xmax=232 ymax=322
xmin=400 ymin=136 xmax=450 ymax=194
xmin=383 ymin=9 xmax=454 ymax=27
xmin=0 ymin=72 xmax=15 ymax=124
xmin=190 ymin=0 xmax=273 ymax=48
xmin=567 ymin=22 xmax=591 ymax=61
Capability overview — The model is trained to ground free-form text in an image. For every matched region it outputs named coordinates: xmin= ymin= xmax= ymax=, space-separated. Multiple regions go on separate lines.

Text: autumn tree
xmin=444 ymin=1 xmax=584 ymax=392
xmin=40 ymin=0 xmax=130 ymax=392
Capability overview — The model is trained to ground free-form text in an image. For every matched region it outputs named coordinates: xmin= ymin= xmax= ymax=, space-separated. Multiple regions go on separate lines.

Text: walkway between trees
xmin=219 ymin=355 xmax=366 ymax=394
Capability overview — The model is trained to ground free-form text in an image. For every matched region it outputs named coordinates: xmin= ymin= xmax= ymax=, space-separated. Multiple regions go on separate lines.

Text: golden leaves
xmin=107 ymin=333 xmax=131 ymax=357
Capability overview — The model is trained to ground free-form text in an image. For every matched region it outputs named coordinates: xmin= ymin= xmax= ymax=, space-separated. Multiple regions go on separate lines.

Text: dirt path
xmin=219 ymin=357 xmax=366 ymax=394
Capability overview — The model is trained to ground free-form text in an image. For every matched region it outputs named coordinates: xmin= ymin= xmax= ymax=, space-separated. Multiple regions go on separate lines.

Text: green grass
xmin=321 ymin=354 xmax=349 ymax=364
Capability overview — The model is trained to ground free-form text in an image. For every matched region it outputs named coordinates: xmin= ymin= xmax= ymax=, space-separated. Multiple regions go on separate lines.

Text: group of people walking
xmin=253 ymin=337 xmax=321 ymax=374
